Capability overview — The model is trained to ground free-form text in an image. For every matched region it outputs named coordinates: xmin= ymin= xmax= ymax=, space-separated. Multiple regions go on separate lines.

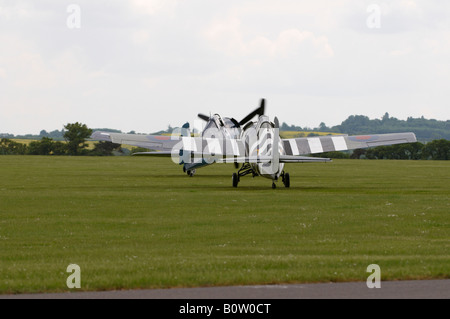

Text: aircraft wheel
xmin=232 ymin=173 xmax=239 ymax=187
xmin=283 ymin=173 xmax=290 ymax=188
xmin=187 ymin=169 xmax=196 ymax=177
xmin=272 ymin=182 xmax=276 ymax=189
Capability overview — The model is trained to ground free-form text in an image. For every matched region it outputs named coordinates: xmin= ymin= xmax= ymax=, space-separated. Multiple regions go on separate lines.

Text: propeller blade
xmin=198 ymin=113 xmax=210 ymax=121
xmin=238 ymin=98 xmax=265 ymax=126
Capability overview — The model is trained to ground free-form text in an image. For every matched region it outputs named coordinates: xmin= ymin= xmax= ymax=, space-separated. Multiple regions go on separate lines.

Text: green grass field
xmin=0 ymin=156 xmax=448 ymax=294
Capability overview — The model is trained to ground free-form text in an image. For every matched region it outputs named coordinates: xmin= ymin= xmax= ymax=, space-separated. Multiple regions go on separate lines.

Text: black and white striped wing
xmin=282 ymin=132 xmax=417 ymax=155
xmin=91 ymin=131 xmax=247 ymax=156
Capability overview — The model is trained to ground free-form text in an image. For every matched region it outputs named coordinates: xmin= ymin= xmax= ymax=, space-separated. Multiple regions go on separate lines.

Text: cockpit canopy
xmin=202 ymin=114 xmax=241 ymax=139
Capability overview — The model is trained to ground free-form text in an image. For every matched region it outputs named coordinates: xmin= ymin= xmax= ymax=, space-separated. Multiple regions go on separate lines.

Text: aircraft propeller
xmin=238 ymin=98 xmax=265 ymax=126
xmin=197 ymin=113 xmax=210 ymax=122
xmin=197 ymin=98 xmax=265 ymax=127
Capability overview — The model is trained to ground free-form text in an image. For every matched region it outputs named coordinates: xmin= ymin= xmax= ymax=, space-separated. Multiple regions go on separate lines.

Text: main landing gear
xmin=232 ymin=173 xmax=239 ymax=187
xmin=232 ymin=163 xmax=253 ymax=188
xmin=271 ymin=172 xmax=290 ymax=189
xmin=183 ymin=166 xmax=196 ymax=177
xmin=281 ymin=171 xmax=290 ymax=188
xmin=232 ymin=168 xmax=291 ymax=189
xmin=187 ymin=169 xmax=196 ymax=177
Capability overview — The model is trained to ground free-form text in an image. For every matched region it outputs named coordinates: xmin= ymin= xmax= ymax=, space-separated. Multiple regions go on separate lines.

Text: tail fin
xmin=181 ymin=122 xmax=191 ymax=137
xmin=179 ymin=122 xmax=191 ymax=165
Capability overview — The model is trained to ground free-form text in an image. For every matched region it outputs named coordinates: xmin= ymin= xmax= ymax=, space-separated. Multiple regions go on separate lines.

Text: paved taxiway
xmin=1 ymin=280 xmax=449 ymax=299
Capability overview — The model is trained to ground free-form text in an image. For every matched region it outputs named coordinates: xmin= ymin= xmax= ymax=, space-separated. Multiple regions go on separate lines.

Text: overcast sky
xmin=1 ymin=0 xmax=449 ymax=135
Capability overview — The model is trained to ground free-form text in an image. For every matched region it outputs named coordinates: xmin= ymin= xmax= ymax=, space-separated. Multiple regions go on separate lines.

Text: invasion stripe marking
xmin=319 ymin=137 xmax=334 ymax=152
xmin=289 ymin=139 xmax=299 ymax=156
xmin=283 ymin=140 xmax=293 ymax=156
xmin=331 ymin=136 xmax=348 ymax=151
xmin=307 ymin=138 xmax=323 ymax=154
xmin=296 ymin=139 xmax=311 ymax=155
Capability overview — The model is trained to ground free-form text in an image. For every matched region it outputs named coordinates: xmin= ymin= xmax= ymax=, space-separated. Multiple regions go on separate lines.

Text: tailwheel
xmin=232 ymin=173 xmax=239 ymax=188
xmin=283 ymin=172 xmax=290 ymax=188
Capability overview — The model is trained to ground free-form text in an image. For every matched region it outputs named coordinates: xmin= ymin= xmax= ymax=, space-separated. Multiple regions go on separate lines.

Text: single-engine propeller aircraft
xmin=91 ymin=99 xmax=417 ymax=188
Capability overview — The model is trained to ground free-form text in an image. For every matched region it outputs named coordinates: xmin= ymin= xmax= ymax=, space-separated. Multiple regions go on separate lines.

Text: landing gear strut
xmin=232 ymin=173 xmax=239 ymax=187
xmin=232 ymin=167 xmax=291 ymax=189
xmin=231 ymin=163 xmax=255 ymax=188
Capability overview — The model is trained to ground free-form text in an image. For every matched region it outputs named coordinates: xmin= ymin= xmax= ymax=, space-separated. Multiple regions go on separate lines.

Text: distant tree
xmin=0 ymin=138 xmax=27 ymax=155
xmin=63 ymin=122 xmax=93 ymax=155
xmin=363 ymin=142 xmax=427 ymax=160
xmin=280 ymin=122 xmax=303 ymax=131
xmin=0 ymin=133 xmax=15 ymax=139
xmin=318 ymin=122 xmax=329 ymax=132
xmin=39 ymin=130 xmax=49 ymax=137
xmin=351 ymin=148 xmax=366 ymax=159
xmin=27 ymin=137 xmax=67 ymax=155
xmin=28 ymin=137 xmax=54 ymax=155
xmin=281 ymin=122 xmax=290 ymax=131
xmin=337 ymin=115 xmax=373 ymax=134
xmin=398 ymin=142 xmax=424 ymax=160
xmin=328 ymin=114 xmax=449 ymax=141
xmin=52 ymin=141 xmax=67 ymax=155
xmin=422 ymin=139 xmax=450 ymax=160
xmin=49 ymin=129 xmax=64 ymax=139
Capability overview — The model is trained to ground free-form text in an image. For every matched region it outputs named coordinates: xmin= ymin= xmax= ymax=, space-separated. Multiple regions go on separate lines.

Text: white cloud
xmin=204 ymin=16 xmax=334 ymax=64
xmin=130 ymin=0 xmax=178 ymax=16
xmin=131 ymin=29 xmax=150 ymax=45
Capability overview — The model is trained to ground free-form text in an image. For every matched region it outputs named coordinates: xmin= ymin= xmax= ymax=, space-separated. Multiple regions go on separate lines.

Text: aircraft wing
xmin=282 ymin=132 xmax=417 ymax=155
xmin=91 ymin=131 xmax=181 ymax=152
xmin=91 ymin=132 xmax=245 ymax=156
xmin=92 ymin=131 xmax=416 ymax=158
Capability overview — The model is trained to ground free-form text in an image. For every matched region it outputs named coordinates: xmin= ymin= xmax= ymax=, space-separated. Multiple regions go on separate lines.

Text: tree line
xmin=0 ymin=122 xmax=122 ymax=156
xmin=281 ymin=113 xmax=450 ymax=142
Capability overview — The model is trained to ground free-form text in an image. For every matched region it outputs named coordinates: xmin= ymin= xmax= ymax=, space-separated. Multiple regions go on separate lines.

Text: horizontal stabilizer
xmin=132 ymin=151 xmax=173 ymax=157
xmin=215 ymin=155 xmax=331 ymax=164
xmin=280 ymin=155 xmax=331 ymax=163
